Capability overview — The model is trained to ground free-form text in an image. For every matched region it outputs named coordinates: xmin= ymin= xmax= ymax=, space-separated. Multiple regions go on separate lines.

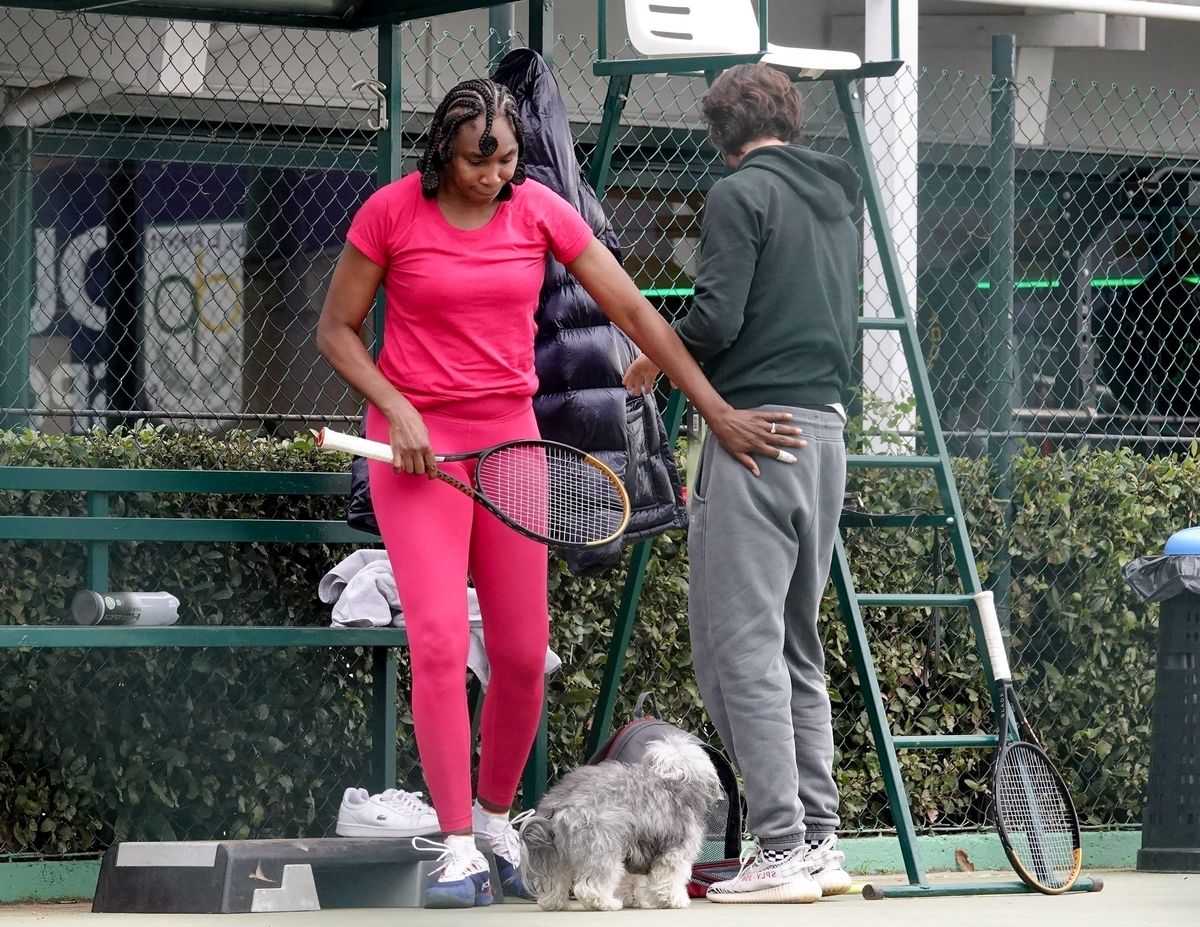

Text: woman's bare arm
xmin=315 ymin=243 xmax=437 ymax=474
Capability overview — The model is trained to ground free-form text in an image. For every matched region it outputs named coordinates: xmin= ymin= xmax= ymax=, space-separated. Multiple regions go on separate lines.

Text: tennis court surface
xmin=1 ymin=870 xmax=1194 ymax=926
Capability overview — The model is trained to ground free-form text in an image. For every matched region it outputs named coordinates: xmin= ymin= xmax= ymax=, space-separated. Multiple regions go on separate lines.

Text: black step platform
xmin=92 ymin=836 xmax=508 ymax=913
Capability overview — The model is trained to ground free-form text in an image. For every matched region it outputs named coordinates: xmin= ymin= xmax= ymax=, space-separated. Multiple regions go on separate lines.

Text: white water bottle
xmin=71 ymin=590 xmax=180 ymax=626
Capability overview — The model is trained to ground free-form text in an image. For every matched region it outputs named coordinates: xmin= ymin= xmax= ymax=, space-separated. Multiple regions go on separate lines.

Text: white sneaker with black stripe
xmin=706 ymin=845 xmax=821 ymax=904
xmin=806 ymin=836 xmax=852 ymax=896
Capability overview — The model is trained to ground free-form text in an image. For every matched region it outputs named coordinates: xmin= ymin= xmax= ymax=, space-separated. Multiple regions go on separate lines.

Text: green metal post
xmin=986 ymin=56 xmax=1051 ymax=856
xmin=86 ymin=492 xmax=110 ymax=594
xmin=365 ymin=26 xmax=404 ymax=794
xmin=373 ymin=24 xmax=403 ymax=354
xmin=987 ymin=35 xmax=1017 ymax=634
xmin=596 ymin=0 xmax=607 ymax=61
xmin=377 ymin=26 xmax=403 ymax=183
xmin=0 ymin=127 xmax=33 ymax=430
xmin=585 ymin=390 xmax=686 ymax=759
xmin=521 ymin=694 xmax=549 ymax=805
xmin=587 ymin=74 xmax=632 ymax=195
xmin=369 ymin=647 xmax=398 ymax=792
xmin=891 ymin=0 xmax=901 ymax=59
xmin=585 ymin=0 xmax=682 ymax=761
xmin=529 ymin=0 xmax=554 ymax=67
xmin=831 ymin=537 xmax=927 ymax=887
xmin=489 ymin=4 xmax=514 ymax=69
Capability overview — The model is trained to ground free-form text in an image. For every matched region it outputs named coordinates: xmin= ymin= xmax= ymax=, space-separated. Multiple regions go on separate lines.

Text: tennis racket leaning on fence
xmin=973 ymin=590 xmax=1082 ymax=894
xmin=315 ymin=427 xmax=631 ymax=549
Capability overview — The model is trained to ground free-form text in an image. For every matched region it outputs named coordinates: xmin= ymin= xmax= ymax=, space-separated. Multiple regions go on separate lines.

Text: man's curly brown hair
xmin=701 ymin=63 xmax=805 ymax=157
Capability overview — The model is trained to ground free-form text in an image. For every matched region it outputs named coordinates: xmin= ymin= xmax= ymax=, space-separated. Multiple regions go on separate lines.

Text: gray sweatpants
xmin=688 ymin=405 xmax=846 ymax=851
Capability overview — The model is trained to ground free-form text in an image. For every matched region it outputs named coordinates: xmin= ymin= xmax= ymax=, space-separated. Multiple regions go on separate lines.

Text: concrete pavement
xmin=0 ymin=870 xmax=1195 ymax=926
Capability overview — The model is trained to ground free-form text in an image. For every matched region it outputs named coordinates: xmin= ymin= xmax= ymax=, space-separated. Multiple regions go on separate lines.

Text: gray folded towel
xmin=319 ymin=550 xmax=561 ymax=686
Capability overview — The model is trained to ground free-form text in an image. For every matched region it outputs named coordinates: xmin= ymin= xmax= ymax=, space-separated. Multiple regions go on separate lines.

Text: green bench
xmin=0 ymin=463 xmax=550 ymax=807
xmin=0 ymin=465 xmax=405 ymax=791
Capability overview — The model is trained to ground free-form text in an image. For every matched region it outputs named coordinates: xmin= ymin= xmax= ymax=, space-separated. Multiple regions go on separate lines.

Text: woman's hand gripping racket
xmin=315 ymin=427 xmax=631 ymax=549
xmin=974 ymin=590 xmax=1082 ymax=894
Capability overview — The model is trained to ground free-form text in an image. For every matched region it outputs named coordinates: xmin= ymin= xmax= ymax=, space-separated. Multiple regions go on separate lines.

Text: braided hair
xmin=417 ymin=78 xmax=527 ymax=200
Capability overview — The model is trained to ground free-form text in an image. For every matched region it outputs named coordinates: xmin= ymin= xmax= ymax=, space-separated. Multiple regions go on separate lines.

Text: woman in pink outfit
xmin=316 ymin=76 xmax=803 ymax=909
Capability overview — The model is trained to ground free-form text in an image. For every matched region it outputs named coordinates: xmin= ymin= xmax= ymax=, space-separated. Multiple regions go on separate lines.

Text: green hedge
xmin=548 ymin=444 xmax=1174 ymax=835
xmin=1 ymin=427 xmax=1189 ymax=857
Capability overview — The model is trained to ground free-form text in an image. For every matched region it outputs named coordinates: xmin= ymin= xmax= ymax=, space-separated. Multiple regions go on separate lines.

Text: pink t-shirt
xmin=347 ymin=173 xmax=594 ymax=409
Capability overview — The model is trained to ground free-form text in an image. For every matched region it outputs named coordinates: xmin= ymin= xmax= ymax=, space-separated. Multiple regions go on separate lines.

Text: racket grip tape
xmin=973 ymin=590 xmax=1012 ymax=682
xmin=314 ymin=427 xmax=394 ymax=464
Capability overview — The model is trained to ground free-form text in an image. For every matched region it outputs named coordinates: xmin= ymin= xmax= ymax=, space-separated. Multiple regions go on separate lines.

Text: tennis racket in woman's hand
xmin=974 ymin=590 xmax=1082 ymax=894
xmin=315 ymin=427 xmax=631 ymax=549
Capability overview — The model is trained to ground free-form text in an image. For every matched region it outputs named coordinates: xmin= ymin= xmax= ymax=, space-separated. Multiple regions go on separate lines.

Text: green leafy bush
xmin=1 ymin=428 xmax=1189 ymax=857
xmin=551 ymin=444 xmax=1186 ymax=834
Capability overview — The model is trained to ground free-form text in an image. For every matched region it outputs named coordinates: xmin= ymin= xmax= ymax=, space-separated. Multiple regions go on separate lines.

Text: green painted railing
xmin=0 ymin=464 xmax=401 ymax=794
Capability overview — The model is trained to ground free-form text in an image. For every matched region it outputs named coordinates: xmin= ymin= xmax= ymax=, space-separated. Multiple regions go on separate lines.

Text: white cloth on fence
xmin=318 ymin=550 xmax=561 ymax=688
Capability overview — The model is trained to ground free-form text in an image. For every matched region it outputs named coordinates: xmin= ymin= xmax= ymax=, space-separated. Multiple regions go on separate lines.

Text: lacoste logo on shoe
xmin=376 ymin=815 xmax=389 ymax=821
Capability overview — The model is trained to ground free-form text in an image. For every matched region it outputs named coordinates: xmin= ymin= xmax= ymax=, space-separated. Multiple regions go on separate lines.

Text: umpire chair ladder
xmin=580 ymin=0 xmax=1102 ymax=900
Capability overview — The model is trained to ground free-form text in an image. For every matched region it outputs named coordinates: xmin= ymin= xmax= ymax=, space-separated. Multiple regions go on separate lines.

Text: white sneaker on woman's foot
xmin=472 ymin=802 xmax=534 ymax=900
xmin=806 ymin=836 xmax=852 ymax=896
xmin=706 ymin=846 xmax=821 ymax=904
xmin=414 ymin=835 xmax=493 ymax=908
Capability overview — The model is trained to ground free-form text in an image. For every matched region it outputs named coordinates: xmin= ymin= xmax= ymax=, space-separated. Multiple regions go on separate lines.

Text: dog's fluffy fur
xmin=518 ymin=735 xmax=722 ymax=911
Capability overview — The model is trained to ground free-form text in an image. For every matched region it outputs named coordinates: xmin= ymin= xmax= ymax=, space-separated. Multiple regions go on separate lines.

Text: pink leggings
xmin=366 ymin=398 xmax=548 ymax=833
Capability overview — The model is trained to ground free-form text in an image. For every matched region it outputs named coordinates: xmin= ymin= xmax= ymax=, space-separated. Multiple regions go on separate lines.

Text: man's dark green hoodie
xmin=675 ymin=144 xmax=860 ymax=410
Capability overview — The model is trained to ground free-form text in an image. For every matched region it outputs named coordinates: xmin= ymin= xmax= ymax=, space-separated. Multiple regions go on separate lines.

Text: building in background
xmin=3 ymin=1 xmax=1200 ymax=442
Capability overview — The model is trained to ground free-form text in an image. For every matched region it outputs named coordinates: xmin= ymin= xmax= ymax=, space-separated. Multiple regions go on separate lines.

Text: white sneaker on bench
xmin=335 ymin=787 xmax=439 ymax=837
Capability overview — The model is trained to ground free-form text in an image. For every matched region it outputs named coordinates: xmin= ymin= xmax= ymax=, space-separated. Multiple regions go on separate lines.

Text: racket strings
xmin=476 ymin=444 xmax=626 ymax=545
xmin=996 ymin=743 xmax=1077 ymax=889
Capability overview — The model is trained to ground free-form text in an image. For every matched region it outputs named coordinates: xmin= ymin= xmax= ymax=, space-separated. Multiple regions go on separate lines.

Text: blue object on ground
xmin=1165 ymin=526 xmax=1200 ymax=554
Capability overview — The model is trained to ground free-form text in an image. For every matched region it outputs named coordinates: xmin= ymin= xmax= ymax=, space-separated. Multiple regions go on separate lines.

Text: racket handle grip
xmin=314 ymin=427 xmax=394 ymax=464
xmin=973 ymin=590 xmax=1012 ymax=682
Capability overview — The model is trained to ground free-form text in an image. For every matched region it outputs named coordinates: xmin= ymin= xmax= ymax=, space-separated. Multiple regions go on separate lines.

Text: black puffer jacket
xmin=493 ymin=49 xmax=687 ymax=573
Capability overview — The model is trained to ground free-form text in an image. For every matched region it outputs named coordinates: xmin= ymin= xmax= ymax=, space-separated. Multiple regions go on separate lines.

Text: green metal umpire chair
xmin=581 ymin=0 xmax=1101 ymax=900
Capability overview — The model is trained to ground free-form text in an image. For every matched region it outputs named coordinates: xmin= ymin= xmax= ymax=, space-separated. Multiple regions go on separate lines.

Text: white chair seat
xmin=762 ymin=44 xmax=863 ymax=78
xmin=621 ymin=1 xmax=862 ymax=77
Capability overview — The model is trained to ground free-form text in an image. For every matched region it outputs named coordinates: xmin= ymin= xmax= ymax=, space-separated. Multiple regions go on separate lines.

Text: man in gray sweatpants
xmin=625 ymin=63 xmax=860 ymax=904
xmin=689 ymin=405 xmax=846 ymax=897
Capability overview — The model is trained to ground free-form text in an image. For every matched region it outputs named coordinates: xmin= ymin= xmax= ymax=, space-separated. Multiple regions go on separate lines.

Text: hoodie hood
xmin=738 ymin=145 xmax=860 ymax=220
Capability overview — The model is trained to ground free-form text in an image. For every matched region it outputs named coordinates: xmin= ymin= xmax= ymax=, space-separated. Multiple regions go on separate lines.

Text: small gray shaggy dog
xmin=518 ymin=735 xmax=722 ymax=911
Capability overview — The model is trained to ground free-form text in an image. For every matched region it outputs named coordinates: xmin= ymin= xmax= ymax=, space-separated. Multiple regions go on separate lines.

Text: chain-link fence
xmin=3 ymin=5 xmax=1195 ymax=860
